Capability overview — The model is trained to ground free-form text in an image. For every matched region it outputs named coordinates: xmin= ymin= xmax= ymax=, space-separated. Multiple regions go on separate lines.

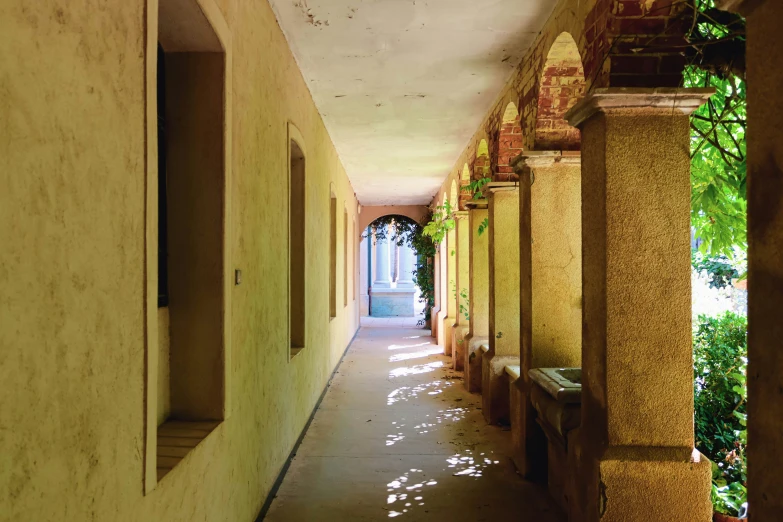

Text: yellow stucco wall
xmin=0 ymin=0 xmax=360 ymax=520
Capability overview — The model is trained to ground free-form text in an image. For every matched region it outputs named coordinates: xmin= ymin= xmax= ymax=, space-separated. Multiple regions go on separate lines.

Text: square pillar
xmin=509 ymin=151 xmax=583 ymax=478
xmin=482 ymin=183 xmax=520 ymax=424
xmin=565 ymin=88 xmax=714 ymax=522
xmin=464 ymin=203 xmax=489 ymax=392
xmin=441 ymin=227 xmax=457 ymax=357
xmin=718 ymin=0 xmax=783 ymax=516
xmin=431 ymin=250 xmax=440 ymax=338
xmin=451 ymin=211 xmax=470 ymax=370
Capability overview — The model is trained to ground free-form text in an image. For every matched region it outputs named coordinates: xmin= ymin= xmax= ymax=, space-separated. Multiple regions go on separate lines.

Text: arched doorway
xmin=359 ymin=215 xmax=427 ymax=324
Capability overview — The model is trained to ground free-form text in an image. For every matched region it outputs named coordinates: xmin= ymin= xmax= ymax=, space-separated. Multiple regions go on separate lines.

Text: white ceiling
xmin=269 ymin=0 xmax=557 ymax=205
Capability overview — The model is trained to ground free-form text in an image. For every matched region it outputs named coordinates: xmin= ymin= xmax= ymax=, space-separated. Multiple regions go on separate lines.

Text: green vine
xmin=478 ymin=217 xmax=489 ymax=237
xmin=422 ymin=199 xmax=456 ymax=245
xmin=458 ymin=288 xmax=470 ymax=322
xmin=409 ymin=212 xmax=437 ymax=321
xmin=461 ymin=176 xmax=491 ymax=200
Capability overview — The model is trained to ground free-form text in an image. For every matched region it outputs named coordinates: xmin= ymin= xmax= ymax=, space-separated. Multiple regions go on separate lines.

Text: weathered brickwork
xmin=437 ymin=0 xmax=691 ymax=201
xmin=495 ymin=104 xmax=523 ymax=181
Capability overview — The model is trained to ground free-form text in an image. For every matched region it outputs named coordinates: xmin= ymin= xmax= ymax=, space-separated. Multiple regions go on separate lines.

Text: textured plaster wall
xmin=529 ymin=163 xmax=582 ymax=370
xmin=745 ymin=0 xmax=783 ymax=517
xmin=0 ymin=0 xmax=360 ymax=520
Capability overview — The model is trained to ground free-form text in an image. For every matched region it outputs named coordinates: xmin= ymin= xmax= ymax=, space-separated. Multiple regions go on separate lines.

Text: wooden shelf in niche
xmin=157 ymin=420 xmax=220 ymax=481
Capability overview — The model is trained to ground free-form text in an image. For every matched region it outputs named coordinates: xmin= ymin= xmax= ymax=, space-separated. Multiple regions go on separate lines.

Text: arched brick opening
xmin=534 ymin=32 xmax=586 ymax=151
xmin=474 ymin=139 xmax=490 ymax=182
xmin=458 ymin=163 xmax=471 ymax=210
xmin=496 ymin=102 xmax=522 ymax=181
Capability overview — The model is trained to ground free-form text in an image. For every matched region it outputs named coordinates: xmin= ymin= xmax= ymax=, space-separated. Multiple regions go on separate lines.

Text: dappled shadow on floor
xmin=265 ymin=328 xmax=564 ymax=522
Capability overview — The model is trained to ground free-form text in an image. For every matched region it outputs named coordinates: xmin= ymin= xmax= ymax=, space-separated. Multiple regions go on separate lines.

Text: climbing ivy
xmin=422 ymin=199 xmax=456 ymax=245
xmin=461 ymin=176 xmax=491 ymax=200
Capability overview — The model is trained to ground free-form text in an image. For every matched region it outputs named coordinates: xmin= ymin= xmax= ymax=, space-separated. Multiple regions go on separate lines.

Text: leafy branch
xmin=422 ymin=199 xmax=456 ymax=245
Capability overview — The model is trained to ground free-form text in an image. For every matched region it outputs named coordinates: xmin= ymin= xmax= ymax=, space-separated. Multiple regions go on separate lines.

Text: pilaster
xmin=564 ymin=87 xmax=714 ymax=522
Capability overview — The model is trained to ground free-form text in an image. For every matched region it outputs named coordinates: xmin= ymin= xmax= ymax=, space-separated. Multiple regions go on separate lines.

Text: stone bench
xmin=463 ymin=337 xmax=488 ymax=393
xmin=481 ymin=350 xmax=519 ymax=425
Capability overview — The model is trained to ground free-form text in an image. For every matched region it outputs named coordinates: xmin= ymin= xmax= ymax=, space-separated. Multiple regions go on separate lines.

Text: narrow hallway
xmin=265 ymin=328 xmax=564 ymax=521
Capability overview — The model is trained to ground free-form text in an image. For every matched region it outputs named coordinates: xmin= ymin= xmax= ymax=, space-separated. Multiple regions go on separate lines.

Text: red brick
xmin=610 ymin=54 xmax=660 ymax=75
xmin=615 ymin=0 xmax=644 ymax=17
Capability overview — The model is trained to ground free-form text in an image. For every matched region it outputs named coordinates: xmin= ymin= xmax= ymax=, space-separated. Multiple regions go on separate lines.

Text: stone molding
xmin=564 ymin=87 xmax=716 ymax=128
xmin=510 ymin=151 xmax=582 ymax=174
xmin=485 ymin=181 xmax=519 ymax=194
xmin=464 ymin=199 xmax=488 ymax=210
xmin=453 ymin=210 xmax=469 ymax=220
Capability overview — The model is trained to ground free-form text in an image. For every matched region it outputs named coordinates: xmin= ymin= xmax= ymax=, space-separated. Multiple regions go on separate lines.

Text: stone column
xmin=509 ymin=151 xmax=583 ymax=477
xmin=436 ymin=239 xmax=449 ymax=349
xmin=391 ymin=242 xmax=399 ymax=282
xmin=441 ymin=228 xmax=457 ymax=357
xmin=451 ymin=211 xmax=470 ymax=370
xmin=464 ymin=202 xmax=489 ymax=392
xmin=431 ymin=250 xmax=440 ymax=338
xmin=373 ymin=228 xmax=391 ymax=289
xmin=565 ymin=88 xmax=714 ymax=522
xmin=397 ymin=242 xmax=415 ymax=288
xmin=717 ymin=1 xmax=783 ymax=516
xmin=482 ymin=183 xmax=520 ymax=424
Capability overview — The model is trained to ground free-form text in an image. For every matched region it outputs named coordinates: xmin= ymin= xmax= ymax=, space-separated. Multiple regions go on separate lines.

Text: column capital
xmin=485 ymin=181 xmax=519 ymax=195
xmin=565 ymin=87 xmax=715 ymax=128
xmin=464 ymin=199 xmax=488 ymax=210
xmin=510 ymin=151 xmax=581 ymax=174
xmin=453 ymin=210 xmax=469 ymax=220
xmin=716 ymin=0 xmax=765 ymax=15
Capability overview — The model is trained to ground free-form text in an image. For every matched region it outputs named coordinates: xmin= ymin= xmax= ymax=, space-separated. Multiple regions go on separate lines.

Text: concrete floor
xmin=360 ymin=314 xmax=425 ymax=328
xmin=265 ymin=327 xmax=564 ymax=522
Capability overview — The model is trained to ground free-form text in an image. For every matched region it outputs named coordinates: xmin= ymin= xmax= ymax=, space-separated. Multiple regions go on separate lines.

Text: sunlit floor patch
xmin=386 ymin=380 xmax=454 ymax=405
xmin=388 ymin=347 xmax=442 ymax=362
xmin=389 ymin=360 xmax=444 ymax=378
xmin=387 ymin=341 xmax=432 ymax=351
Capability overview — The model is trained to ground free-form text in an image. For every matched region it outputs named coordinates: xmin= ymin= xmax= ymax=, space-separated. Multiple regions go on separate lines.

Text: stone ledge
xmin=565 ymin=87 xmax=716 ymax=128
xmin=510 ymin=150 xmax=582 ymax=173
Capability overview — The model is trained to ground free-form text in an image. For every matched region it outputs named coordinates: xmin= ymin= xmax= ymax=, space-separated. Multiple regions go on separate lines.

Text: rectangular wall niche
xmin=343 ymin=209 xmax=348 ymax=307
xmin=290 ymin=136 xmax=306 ymax=354
xmin=329 ymin=194 xmax=337 ymax=318
xmin=155 ymin=0 xmax=226 ymax=482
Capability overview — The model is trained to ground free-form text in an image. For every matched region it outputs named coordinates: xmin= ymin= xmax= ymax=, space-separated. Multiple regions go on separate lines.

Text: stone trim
xmin=464 ymin=199 xmax=488 ymax=209
xmin=510 ymin=151 xmax=582 ymax=174
xmin=486 ymin=181 xmax=519 ymax=194
xmin=564 ymin=88 xmax=716 ymax=128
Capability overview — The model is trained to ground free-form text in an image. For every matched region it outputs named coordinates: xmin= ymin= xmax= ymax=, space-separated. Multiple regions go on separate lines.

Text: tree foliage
xmin=693 ymin=312 xmax=748 ymax=515
xmin=685 ymin=0 xmax=747 ymax=257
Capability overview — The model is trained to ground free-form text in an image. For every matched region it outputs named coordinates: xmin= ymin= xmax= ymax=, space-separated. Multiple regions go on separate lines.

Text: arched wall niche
xmin=534 ymin=32 xmax=586 ymax=151
xmin=474 ymin=138 xmax=490 ymax=182
xmin=495 ymin=102 xmax=522 ymax=182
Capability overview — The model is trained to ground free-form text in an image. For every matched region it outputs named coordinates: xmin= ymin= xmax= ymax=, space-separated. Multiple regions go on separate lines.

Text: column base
xmin=451 ymin=325 xmax=468 ymax=371
xmin=441 ymin=318 xmax=454 ymax=356
xmin=481 ymin=351 xmax=518 ymax=424
xmin=575 ymin=447 xmax=712 ymax=522
xmin=430 ymin=306 xmax=440 ymax=339
xmin=509 ymin=377 xmax=547 ymax=480
xmin=464 ymin=336 xmax=487 ymax=393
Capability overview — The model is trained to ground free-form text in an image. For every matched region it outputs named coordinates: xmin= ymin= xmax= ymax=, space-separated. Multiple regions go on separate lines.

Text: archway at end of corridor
xmin=359 ymin=215 xmax=432 ymax=329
